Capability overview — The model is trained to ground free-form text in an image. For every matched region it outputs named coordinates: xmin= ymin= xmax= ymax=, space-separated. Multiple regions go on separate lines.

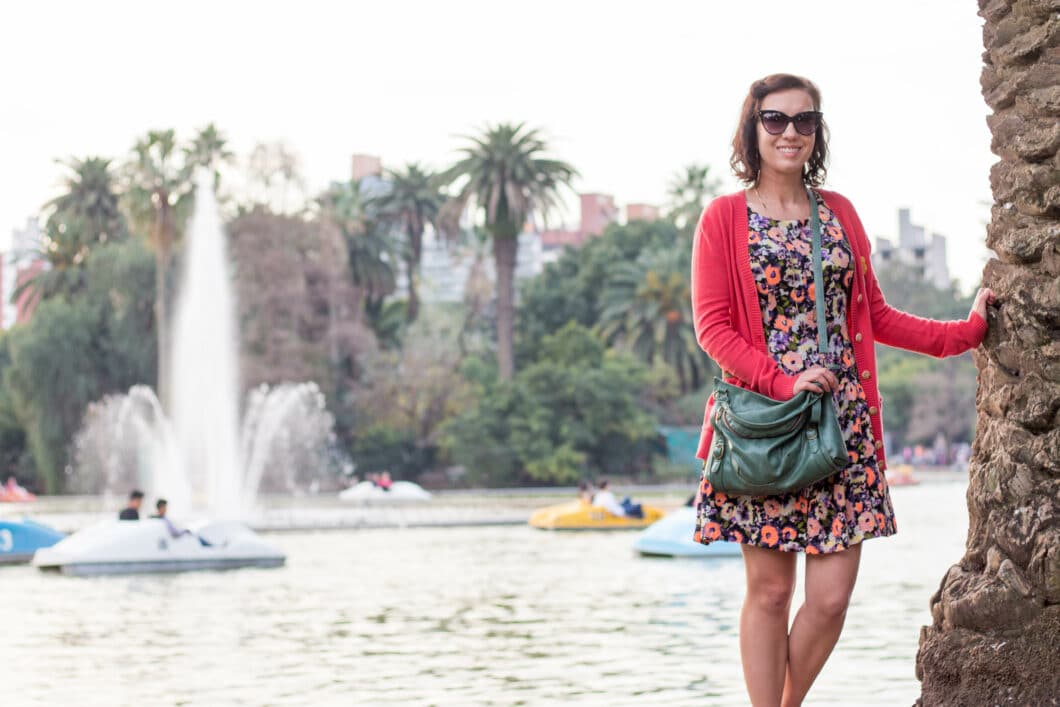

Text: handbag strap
xmin=807 ymin=187 xmax=828 ymax=354
xmin=721 ymin=188 xmax=828 ymax=380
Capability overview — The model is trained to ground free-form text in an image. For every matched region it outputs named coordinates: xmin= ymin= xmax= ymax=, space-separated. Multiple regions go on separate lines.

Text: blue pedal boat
xmin=633 ymin=506 xmax=742 ymax=558
xmin=0 ymin=519 xmax=65 ymax=564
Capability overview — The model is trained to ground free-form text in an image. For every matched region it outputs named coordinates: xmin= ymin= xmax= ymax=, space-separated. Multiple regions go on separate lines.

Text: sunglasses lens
xmin=760 ymin=113 xmax=787 ymax=134
xmin=794 ymin=113 xmax=818 ymax=135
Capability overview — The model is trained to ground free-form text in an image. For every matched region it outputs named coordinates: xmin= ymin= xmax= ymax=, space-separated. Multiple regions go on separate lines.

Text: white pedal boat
xmin=338 ymin=480 xmax=432 ymax=502
xmin=633 ymin=506 xmax=742 ymax=558
xmin=33 ymin=519 xmax=285 ymax=576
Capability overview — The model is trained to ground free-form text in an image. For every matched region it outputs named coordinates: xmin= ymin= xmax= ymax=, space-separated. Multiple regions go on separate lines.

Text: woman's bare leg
xmin=740 ymin=544 xmax=797 ymax=707
xmin=781 ymin=543 xmax=862 ymax=707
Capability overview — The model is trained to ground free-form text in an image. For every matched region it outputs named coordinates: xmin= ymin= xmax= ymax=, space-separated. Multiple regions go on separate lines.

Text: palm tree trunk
xmin=493 ymin=234 xmax=518 ymax=380
xmin=915 ymin=2 xmax=1060 ymax=703
xmin=405 ymin=225 xmax=423 ymax=322
xmin=405 ymin=254 xmax=420 ymax=322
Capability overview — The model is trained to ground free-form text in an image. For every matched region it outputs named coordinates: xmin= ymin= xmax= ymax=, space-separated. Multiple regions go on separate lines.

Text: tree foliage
xmin=442 ymin=323 xmax=661 ymax=485
xmin=2 ymin=240 xmax=156 ymax=491
xmin=16 ymin=156 xmax=128 ymax=304
xmin=228 ymin=209 xmax=374 ymax=446
xmin=440 ymin=122 xmax=577 ymax=380
xmin=370 ymin=163 xmax=446 ymax=322
xmin=666 ymin=163 xmax=722 ymax=231
xmin=873 ymin=261 xmax=978 ymax=452
xmin=518 ymin=219 xmax=717 ymax=394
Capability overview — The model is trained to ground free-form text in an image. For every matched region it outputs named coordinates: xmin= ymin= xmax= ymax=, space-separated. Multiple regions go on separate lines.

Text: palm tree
xmin=916 ymin=3 xmax=1056 ymax=704
xmin=16 ymin=156 xmax=128 ymax=304
xmin=122 ymin=126 xmax=232 ymax=406
xmin=318 ymin=180 xmax=398 ymax=324
xmin=666 ymin=163 xmax=722 ymax=230
xmin=597 ymin=249 xmax=714 ymax=393
xmin=184 ymin=123 xmax=234 ymax=192
xmin=371 ymin=163 xmax=445 ymax=322
xmin=123 ymin=130 xmax=193 ymax=408
xmin=245 ymin=141 xmax=305 ymax=214
xmin=440 ymin=123 xmax=577 ymax=380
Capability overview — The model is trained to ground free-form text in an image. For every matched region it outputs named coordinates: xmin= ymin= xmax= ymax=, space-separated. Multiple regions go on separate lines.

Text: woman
xmin=690 ymin=73 xmax=995 ymax=707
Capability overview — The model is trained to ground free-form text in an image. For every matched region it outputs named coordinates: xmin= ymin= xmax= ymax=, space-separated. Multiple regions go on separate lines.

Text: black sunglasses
xmin=757 ymin=110 xmax=822 ymax=136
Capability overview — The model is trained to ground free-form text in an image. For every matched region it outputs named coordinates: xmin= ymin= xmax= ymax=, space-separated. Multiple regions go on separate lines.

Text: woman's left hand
xmin=971 ymin=287 xmax=996 ymax=321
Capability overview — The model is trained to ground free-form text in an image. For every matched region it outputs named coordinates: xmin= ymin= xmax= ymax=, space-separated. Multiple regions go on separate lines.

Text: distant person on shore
xmin=152 ymin=499 xmax=212 ymax=546
xmin=118 ymin=490 xmax=144 ymax=520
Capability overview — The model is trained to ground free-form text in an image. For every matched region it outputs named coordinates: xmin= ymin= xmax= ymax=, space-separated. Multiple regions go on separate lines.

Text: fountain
xmin=71 ymin=173 xmax=344 ymax=521
xmin=168 ymin=173 xmax=243 ymax=517
xmin=40 ymin=173 xmax=351 ymax=574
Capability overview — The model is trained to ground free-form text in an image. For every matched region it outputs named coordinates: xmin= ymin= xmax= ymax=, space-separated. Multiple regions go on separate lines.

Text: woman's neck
xmin=754 ymin=170 xmax=807 ymax=209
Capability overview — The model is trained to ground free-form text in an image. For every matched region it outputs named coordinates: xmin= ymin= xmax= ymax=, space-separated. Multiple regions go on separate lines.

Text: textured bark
xmin=493 ymin=234 xmax=517 ymax=381
xmin=915 ymin=1 xmax=1060 ymax=705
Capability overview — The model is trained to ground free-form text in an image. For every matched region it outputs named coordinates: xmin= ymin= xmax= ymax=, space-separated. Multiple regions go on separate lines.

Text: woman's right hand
xmin=793 ymin=366 xmax=840 ymax=395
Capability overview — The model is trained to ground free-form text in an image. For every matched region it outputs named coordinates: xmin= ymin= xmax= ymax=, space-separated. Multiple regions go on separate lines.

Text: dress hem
xmin=696 ymin=527 xmax=896 ymax=555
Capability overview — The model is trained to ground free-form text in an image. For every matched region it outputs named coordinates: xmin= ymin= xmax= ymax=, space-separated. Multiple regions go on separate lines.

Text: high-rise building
xmin=360 ymin=160 xmax=652 ymax=305
xmin=626 ymin=203 xmax=660 ymax=223
xmin=414 ymin=228 xmax=544 ymax=304
xmin=537 ymin=191 xmax=621 ymax=258
xmin=13 ymin=261 xmax=44 ymax=325
xmin=873 ymin=208 xmax=952 ymax=290
xmin=351 ymin=154 xmax=382 ymax=181
xmin=3 ymin=217 xmax=45 ymax=328
xmin=579 ymin=193 xmax=618 ymax=237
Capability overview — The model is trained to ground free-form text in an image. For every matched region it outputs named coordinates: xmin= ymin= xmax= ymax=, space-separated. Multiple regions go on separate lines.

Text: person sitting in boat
xmin=377 ymin=471 xmax=393 ymax=491
xmin=577 ymin=480 xmax=595 ymax=504
xmin=2 ymin=476 xmax=35 ymax=502
xmin=592 ymin=480 xmax=643 ymax=518
xmin=152 ymin=499 xmax=212 ymax=546
xmin=118 ymin=490 xmax=144 ymax=520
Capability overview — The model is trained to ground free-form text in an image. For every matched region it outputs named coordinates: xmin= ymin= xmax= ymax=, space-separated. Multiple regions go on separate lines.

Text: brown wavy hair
xmin=730 ymin=74 xmax=829 ymax=187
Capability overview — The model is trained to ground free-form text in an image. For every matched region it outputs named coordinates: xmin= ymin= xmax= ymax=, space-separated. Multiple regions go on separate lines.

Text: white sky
xmin=1 ymin=0 xmax=994 ymax=291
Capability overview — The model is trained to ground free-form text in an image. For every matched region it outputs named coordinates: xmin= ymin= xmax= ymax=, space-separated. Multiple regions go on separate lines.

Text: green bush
xmin=1 ymin=240 xmax=155 ymax=491
xmin=442 ymin=323 xmax=662 ymax=485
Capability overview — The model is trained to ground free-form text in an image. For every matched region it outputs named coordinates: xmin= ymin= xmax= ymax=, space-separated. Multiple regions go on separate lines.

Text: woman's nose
xmin=782 ymin=120 xmax=799 ymax=138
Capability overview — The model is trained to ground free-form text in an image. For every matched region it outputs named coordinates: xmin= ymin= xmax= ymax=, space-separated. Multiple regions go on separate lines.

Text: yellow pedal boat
xmin=528 ymin=500 xmax=665 ymax=530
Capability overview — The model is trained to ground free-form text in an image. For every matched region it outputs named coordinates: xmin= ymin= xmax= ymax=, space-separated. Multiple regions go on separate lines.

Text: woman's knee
xmin=806 ymin=589 xmax=853 ymax=621
xmin=747 ymin=578 xmax=795 ymax=614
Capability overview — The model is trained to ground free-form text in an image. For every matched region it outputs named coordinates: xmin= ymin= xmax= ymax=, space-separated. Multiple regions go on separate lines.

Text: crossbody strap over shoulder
xmin=807 ymin=187 xmax=828 ymax=355
xmin=722 ymin=186 xmax=828 ymax=380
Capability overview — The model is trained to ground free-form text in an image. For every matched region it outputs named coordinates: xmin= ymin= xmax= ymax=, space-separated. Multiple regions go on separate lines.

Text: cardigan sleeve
xmin=691 ymin=200 xmax=799 ymax=401
xmin=845 ymin=202 xmax=988 ymax=357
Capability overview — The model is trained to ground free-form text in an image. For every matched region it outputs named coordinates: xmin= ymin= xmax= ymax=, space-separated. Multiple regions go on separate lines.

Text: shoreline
xmin=1 ymin=468 xmax=966 ymax=534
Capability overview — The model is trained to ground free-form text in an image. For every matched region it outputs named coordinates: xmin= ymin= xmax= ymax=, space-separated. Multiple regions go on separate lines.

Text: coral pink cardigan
xmin=690 ymin=189 xmax=987 ymax=472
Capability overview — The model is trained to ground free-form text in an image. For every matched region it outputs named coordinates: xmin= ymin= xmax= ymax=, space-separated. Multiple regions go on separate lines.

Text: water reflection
xmin=0 ymin=482 xmax=966 ymax=706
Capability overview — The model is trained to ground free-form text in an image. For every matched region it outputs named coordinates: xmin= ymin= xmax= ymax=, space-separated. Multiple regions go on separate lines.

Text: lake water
xmin=0 ymin=480 xmax=967 ymax=706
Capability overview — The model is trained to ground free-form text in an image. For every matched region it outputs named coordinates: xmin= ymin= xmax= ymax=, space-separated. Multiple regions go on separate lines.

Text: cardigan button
xmin=861 ymin=370 xmax=871 ymax=380
xmin=869 ymin=406 xmax=878 ymax=415
xmin=857 ymin=294 xmax=863 ymax=303
xmin=855 ymin=333 xmax=863 ymax=342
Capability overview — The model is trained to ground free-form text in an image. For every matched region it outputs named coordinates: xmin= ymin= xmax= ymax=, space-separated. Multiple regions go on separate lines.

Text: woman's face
xmin=756 ymin=88 xmax=816 ymax=181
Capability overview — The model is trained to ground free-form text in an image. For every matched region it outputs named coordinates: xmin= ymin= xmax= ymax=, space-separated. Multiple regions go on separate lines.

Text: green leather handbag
xmin=703 ymin=188 xmax=848 ymax=496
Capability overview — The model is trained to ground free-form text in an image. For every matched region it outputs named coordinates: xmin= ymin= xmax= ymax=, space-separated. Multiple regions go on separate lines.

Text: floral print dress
xmin=693 ymin=191 xmax=897 ymax=554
